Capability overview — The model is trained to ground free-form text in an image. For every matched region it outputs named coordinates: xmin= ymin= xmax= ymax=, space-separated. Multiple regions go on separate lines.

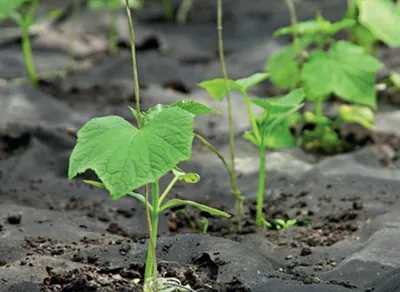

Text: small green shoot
xmin=274 ymin=218 xmax=297 ymax=230
xmin=0 ymin=0 xmax=39 ymax=87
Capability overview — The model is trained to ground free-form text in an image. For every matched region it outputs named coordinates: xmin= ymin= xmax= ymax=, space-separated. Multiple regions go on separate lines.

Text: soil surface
xmin=1 ymin=0 xmax=400 ymax=291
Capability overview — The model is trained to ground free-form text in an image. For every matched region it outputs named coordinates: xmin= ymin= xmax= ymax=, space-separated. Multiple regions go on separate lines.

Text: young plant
xmin=266 ymin=2 xmax=383 ymax=153
xmin=200 ymin=74 xmax=305 ymax=227
xmin=69 ymin=1 xmax=230 ymax=290
xmin=68 ymin=102 xmax=231 ymax=289
xmin=274 ymin=218 xmax=297 ymax=230
xmin=0 ymin=0 xmax=40 ymax=87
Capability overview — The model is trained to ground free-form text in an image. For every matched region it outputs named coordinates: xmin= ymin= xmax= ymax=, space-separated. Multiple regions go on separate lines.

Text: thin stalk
xmin=66 ymin=0 xmax=80 ymax=70
xmin=284 ymin=0 xmax=299 ymax=53
xmin=255 ymin=144 xmax=267 ymax=227
xmin=144 ymin=182 xmax=160 ymax=280
xmin=124 ymin=0 xmax=141 ymax=127
xmin=21 ymin=0 xmax=40 ymax=88
xmin=243 ymin=90 xmax=262 ymax=143
xmin=163 ymin=0 xmax=173 ymax=22
xmin=109 ymin=0 xmax=119 ymax=54
xmin=159 ymin=176 xmax=179 ymax=205
xmin=217 ymin=0 xmax=245 ymax=222
xmin=194 ymin=133 xmax=244 ymax=218
xmin=314 ymin=99 xmax=323 ymax=117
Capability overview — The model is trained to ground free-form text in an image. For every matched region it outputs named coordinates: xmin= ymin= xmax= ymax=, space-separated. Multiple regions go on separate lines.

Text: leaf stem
xmin=144 ymin=182 xmax=159 ymax=280
xmin=217 ymin=0 xmax=245 ymax=223
xmin=158 ymin=176 xmax=179 ymax=205
xmin=243 ymin=90 xmax=262 ymax=143
xmin=124 ymin=0 xmax=141 ymax=128
xmin=284 ymin=0 xmax=299 ymax=53
xmin=315 ymin=99 xmax=323 ymax=117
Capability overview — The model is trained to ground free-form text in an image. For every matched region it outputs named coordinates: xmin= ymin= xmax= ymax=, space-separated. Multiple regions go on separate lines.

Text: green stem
xmin=243 ymin=90 xmax=262 ymax=143
xmin=124 ymin=0 xmax=141 ymax=128
xmin=66 ymin=0 xmax=80 ymax=70
xmin=315 ymin=99 xmax=323 ymax=117
xmin=163 ymin=0 xmax=173 ymax=22
xmin=194 ymin=133 xmax=244 ymax=219
xmin=20 ymin=0 xmax=39 ymax=88
xmin=109 ymin=0 xmax=119 ymax=54
xmin=21 ymin=20 xmax=38 ymax=87
xmin=284 ymin=0 xmax=299 ymax=53
xmin=255 ymin=144 xmax=266 ymax=227
xmin=144 ymin=182 xmax=159 ymax=280
xmin=158 ymin=176 xmax=178 ymax=205
xmin=217 ymin=0 xmax=244 ymax=222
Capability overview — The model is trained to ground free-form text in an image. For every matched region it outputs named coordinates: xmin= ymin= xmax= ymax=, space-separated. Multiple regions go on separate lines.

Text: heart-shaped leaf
xmin=301 ymin=41 xmax=382 ymax=107
xmin=68 ymin=106 xmax=195 ymax=200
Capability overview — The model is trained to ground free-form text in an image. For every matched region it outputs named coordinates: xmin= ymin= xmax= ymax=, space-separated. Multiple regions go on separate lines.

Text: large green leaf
xmin=0 ymin=0 xmax=27 ymax=20
xmin=159 ymin=199 xmax=231 ymax=218
xmin=358 ymin=0 xmax=400 ymax=47
xmin=198 ymin=73 xmax=270 ymax=101
xmin=251 ymin=88 xmax=305 ymax=109
xmin=267 ymin=37 xmax=313 ymax=90
xmin=68 ymin=106 xmax=195 ymax=200
xmin=301 ymin=41 xmax=382 ymax=107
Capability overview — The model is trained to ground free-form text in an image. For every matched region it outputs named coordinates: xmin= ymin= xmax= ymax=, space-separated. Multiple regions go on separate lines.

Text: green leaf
xmin=251 ymin=88 xmax=306 ymax=109
xmin=171 ymin=100 xmax=220 ymax=115
xmin=172 ymin=167 xmax=200 ymax=184
xmin=351 ymin=23 xmax=377 ymax=50
xmin=301 ymin=41 xmax=382 ymax=107
xmin=235 ymin=73 xmax=270 ymax=90
xmin=198 ymin=79 xmax=241 ymax=101
xmin=44 ymin=8 xmax=64 ymax=20
xmin=267 ymin=37 xmax=313 ymax=89
xmin=358 ymin=0 xmax=400 ymax=47
xmin=68 ymin=106 xmax=195 ymax=200
xmin=0 ymin=0 xmax=27 ymax=20
xmin=198 ymin=73 xmax=270 ymax=101
xmin=339 ymin=105 xmax=375 ymax=130
xmin=159 ymin=199 xmax=231 ymax=218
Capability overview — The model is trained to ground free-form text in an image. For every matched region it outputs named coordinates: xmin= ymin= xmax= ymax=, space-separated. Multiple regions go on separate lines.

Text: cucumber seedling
xmin=200 ymin=74 xmax=305 ymax=227
xmin=266 ymin=0 xmax=383 ymax=153
xmin=68 ymin=1 xmax=230 ymax=290
xmin=0 ymin=0 xmax=40 ymax=87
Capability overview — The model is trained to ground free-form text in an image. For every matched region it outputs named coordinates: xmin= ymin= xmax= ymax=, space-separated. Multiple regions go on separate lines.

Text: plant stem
xmin=124 ymin=0 xmax=141 ymax=128
xmin=194 ymin=133 xmax=244 ymax=218
xmin=217 ymin=0 xmax=245 ymax=222
xmin=255 ymin=143 xmax=267 ymax=227
xmin=66 ymin=0 xmax=80 ymax=70
xmin=109 ymin=0 xmax=119 ymax=54
xmin=163 ymin=0 xmax=173 ymax=22
xmin=243 ymin=90 xmax=262 ymax=143
xmin=144 ymin=182 xmax=160 ymax=280
xmin=315 ymin=99 xmax=323 ymax=117
xmin=159 ymin=176 xmax=179 ymax=205
xmin=284 ymin=0 xmax=299 ymax=53
xmin=21 ymin=0 xmax=39 ymax=88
